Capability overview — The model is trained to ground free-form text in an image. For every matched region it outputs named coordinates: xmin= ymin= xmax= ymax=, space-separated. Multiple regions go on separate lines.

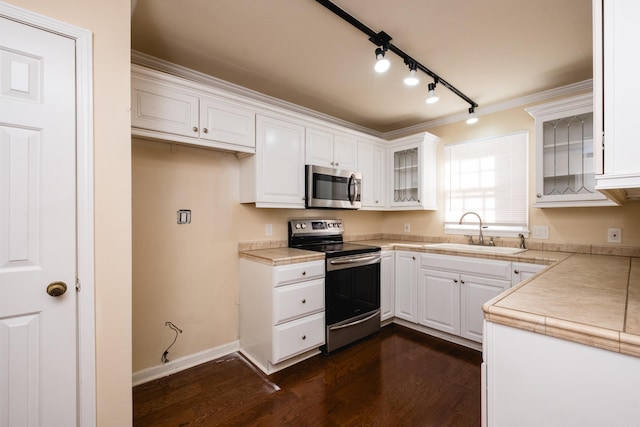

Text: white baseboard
xmin=132 ymin=340 xmax=240 ymax=386
xmin=392 ymin=319 xmax=482 ymax=352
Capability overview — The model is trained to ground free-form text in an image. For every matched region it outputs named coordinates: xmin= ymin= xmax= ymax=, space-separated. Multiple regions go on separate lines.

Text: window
xmin=443 ymin=131 xmax=529 ymax=237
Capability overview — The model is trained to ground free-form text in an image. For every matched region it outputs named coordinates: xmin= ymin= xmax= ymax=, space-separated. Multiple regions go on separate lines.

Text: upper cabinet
xmin=358 ymin=141 xmax=387 ymax=209
xmin=526 ymin=94 xmax=616 ymax=207
xmin=388 ymin=132 xmax=439 ymax=210
xmin=240 ymin=114 xmax=306 ymax=209
xmin=131 ymin=65 xmax=255 ymax=154
xmin=305 ymin=127 xmax=358 ymax=171
xmin=593 ymin=0 xmax=640 ymax=203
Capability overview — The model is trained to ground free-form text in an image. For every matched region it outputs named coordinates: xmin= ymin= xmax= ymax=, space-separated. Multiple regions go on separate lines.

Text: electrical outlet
xmin=532 ymin=225 xmax=549 ymax=240
xmin=265 ymin=224 xmax=273 ymax=236
xmin=608 ymin=227 xmax=622 ymax=243
xmin=403 ymin=223 xmax=410 ymax=232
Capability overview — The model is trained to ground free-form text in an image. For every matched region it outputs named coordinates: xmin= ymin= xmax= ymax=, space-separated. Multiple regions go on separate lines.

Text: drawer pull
xmin=302 ymin=271 xmax=306 ymax=276
xmin=301 ymin=299 xmax=306 ymax=304
xmin=302 ymin=335 xmax=306 ymax=340
xmin=192 ymin=126 xmax=198 ymax=132
xmin=514 ymin=270 xmax=520 ymax=274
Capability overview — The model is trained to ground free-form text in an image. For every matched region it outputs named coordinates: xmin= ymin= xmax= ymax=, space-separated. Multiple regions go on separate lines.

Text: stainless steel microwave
xmin=306 ymin=165 xmax=362 ymax=209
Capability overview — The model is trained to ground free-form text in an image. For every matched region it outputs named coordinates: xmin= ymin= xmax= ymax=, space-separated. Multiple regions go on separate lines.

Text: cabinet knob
xmin=454 ymin=279 xmax=458 ymax=283
xmin=335 ymin=162 xmax=339 ymax=166
xmin=461 ymin=280 xmax=465 ymax=284
xmin=536 ymin=194 xmax=542 ymax=198
xmin=412 ymin=256 xmax=415 ymax=260
xmin=203 ymin=128 xmax=208 ymax=134
xmin=192 ymin=126 xmax=198 ymax=132
xmin=302 ymin=271 xmax=306 ymax=276
xmin=375 ymin=200 xmax=379 ymax=204
xmin=330 ymin=161 xmax=335 ymax=166
xmin=514 ymin=270 xmax=520 ymax=274
xmin=301 ymin=299 xmax=306 ymax=304
xmin=302 ymin=335 xmax=306 ymax=340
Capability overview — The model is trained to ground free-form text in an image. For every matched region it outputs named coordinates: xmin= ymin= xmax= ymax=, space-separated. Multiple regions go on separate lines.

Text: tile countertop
xmin=484 ymin=253 xmax=640 ymax=358
xmin=238 ymin=239 xmax=640 ymax=358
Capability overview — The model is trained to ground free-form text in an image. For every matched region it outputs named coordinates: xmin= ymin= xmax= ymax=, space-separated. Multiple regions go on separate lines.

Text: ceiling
xmin=131 ymin=0 xmax=593 ymax=133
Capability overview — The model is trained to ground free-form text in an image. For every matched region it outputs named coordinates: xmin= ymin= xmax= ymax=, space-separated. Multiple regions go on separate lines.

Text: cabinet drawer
xmin=273 ymin=278 xmax=324 ymax=325
xmin=273 ymin=261 xmax=324 ymax=287
xmin=420 ymin=253 xmax=511 ymax=280
xmin=272 ymin=312 xmax=325 ymax=364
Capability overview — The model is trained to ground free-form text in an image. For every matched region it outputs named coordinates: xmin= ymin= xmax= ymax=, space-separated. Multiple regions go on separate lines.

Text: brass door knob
xmin=46 ymin=281 xmax=67 ymax=297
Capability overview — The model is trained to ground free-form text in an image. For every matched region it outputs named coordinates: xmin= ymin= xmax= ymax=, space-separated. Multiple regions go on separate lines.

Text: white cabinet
xmin=239 ymin=259 xmax=325 ymax=374
xmin=388 ymin=132 xmax=438 ymax=210
xmin=240 ymin=114 xmax=306 ymax=208
xmin=131 ymin=66 xmax=255 ymax=154
xmin=594 ymin=0 xmax=640 ymax=202
xmin=485 ymin=322 xmax=640 ymax=426
xmin=380 ymin=251 xmax=395 ymax=321
xmin=394 ymin=251 xmax=418 ymax=323
xmin=418 ymin=253 xmax=511 ymax=343
xmin=305 ymin=127 xmax=358 ymax=171
xmin=526 ymin=93 xmax=616 ymax=207
xmin=358 ymin=141 xmax=387 ymax=209
xmin=511 ymin=262 xmax=547 ymax=286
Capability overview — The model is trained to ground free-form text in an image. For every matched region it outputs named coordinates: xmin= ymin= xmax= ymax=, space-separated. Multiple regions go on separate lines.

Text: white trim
xmin=132 ymin=341 xmax=240 ymax=386
xmin=0 ymin=4 xmax=96 ymax=426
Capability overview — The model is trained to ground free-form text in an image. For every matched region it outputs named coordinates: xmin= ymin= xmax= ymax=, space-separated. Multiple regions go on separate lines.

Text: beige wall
xmin=132 ymin=139 xmax=383 ymax=371
xmin=5 ymin=0 xmax=133 ymax=425
xmin=383 ymin=98 xmax=640 ymax=246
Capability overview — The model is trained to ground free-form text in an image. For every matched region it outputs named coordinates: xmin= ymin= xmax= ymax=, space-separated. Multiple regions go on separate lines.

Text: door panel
xmin=0 ymin=17 xmax=77 ymax=427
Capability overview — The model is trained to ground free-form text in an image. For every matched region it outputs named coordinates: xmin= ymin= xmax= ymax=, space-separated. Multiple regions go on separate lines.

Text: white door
xmin=418 ymin=268 xmax=460 ymax=335
xmin=0 ymin=17 xmax=77 ymax=426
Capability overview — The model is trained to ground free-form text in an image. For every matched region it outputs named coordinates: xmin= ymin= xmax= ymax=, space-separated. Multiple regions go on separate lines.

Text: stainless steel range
xmin=288 ymin=219 xmax=381 ymax=353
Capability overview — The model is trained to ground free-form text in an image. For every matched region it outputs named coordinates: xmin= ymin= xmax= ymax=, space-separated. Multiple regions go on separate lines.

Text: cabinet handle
xmin=454 ymin=279 xmax=458 ymax=283
xmin=514 ymin=270 xmax=520 ymax=274
xmin=301 ymin=299 xmax=306 ymax=304
xmin=536 ymin=194 xmax=542 ymax=198
xmin=302 ymin=271 xmax=306 ymax=276
xmin=375 ymin=200 xmax=379 ymax=204
xmin=203 ymin=128 xmax=208 ymax=133
xmin=335 ymin=162 xmax=339 ymax=166
xmin=461 ymin=280 xmax=465 ymax=284
xmin=302 ymin=335 xmax=306 ymax=340
xmin=330 ymin=161 xmax=335 ymax=166
xmin=192 ymin=126 xmax=198 ymax=132
xmin=412 ymin=256 xmax=415 ymax=260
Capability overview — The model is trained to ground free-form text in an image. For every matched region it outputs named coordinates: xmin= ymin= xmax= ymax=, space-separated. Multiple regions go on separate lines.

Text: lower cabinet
xmin=512 ymin=262 xmax=547 ymax=286
xmin=239 ymin=259 xmax=325 ymax=374
xmin=380 ymin=251 xmax=395 ymax=321
xmin=394 ymin=251 xmax=418 ymax=323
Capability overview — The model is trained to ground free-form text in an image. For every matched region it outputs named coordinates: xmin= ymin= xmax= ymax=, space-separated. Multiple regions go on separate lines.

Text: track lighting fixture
xmin=426 ymin=82 xmax=439 ymax=104
xmin=466 ymin=107 xmax=479 ymax=125
xmin=316 ymin=0 xmax=479 ymax=120
xmin=403 ymin=61 xmax=419 ymax=86
xmin=374 ymin=46 xmax=390 ymax=73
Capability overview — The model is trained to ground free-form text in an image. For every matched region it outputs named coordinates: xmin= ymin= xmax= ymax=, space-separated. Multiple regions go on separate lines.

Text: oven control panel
xmin=289 ymin=219 xmax=343 ymax=236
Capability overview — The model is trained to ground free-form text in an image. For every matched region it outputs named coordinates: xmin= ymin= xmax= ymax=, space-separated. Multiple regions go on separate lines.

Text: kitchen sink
xmin=423 ymin=243 xmax=527 ymax=255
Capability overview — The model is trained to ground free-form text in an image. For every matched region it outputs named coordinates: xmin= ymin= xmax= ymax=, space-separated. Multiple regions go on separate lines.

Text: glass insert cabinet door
xmin=393 ymin=147 xmax=419 ymax=203
xmin=526 ymin=94 xmax=616 ymax=207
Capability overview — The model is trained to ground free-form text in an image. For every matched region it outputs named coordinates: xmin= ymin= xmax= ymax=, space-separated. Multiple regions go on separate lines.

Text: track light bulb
xmin=404 ymin=69 xmax=419 ymax=86
xmin=374 ymin=47 xmax=390 ymax=73
xmin=426 ymin=82 xmax=439 ymax=104
xmin=466 ymin=107 xmax=479 ymax=125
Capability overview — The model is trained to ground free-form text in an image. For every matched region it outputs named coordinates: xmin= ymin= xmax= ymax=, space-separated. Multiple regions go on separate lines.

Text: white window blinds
xmin=443 ymin=131 xmax=529 ymax=234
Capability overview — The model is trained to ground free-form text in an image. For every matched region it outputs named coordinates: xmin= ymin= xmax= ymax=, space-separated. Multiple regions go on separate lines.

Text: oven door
xmin=325 ymin=252 xmax=380 ymax=326
xmin=306 ymin=165 xmax=362 ymax=209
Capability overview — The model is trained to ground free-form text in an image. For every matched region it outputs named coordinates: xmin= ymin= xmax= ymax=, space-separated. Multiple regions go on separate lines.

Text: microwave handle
xmin=348 ymin=174 xmax=358 ymax=205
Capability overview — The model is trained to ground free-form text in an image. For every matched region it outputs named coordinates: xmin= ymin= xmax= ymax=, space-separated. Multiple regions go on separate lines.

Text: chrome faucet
xmin=459 ymin=211 xmax=484 ymax=246
xmin=518 ymin=233 xmax=526 ymax=249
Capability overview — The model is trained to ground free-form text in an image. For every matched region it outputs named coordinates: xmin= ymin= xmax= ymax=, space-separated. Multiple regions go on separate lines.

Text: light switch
xmin=177 ymin=209 xmax=191 ymax=224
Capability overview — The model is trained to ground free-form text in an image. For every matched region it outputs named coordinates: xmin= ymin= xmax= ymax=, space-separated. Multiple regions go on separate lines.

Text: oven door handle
xmin=328 ymin=311 xmax=380 ymax=331
xmin=329 ymin=254 xmax=380 ymax=266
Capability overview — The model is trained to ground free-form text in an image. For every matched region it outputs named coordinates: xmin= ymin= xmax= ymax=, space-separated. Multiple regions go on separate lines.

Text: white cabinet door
xmin=394 ymin=251 xmax=417 ymax=322
xmin=199 ymin=96 xmax=255 ymax=148
xmin=131 ymin=77 xmax=199 ymax=138
xmin=358 ymin=141 xmax=387 ymax=209
xmin=380 ymin=251 xmax=395 ymax=321
xmin=511 ymin=262 xmax=546 ymax=286
xmin=460 ymin=275 xmax=510 ymax=343
xmin=305 ymin=127 xmax=334 ymax=167
xmin=334 ymin=134 xmax=358 ymax=171
xmin=418 ymin=269 xmax=460 ymax=335
xmin=594 ymin=0 xmax=640 ymax=200
xmin=388 ymin=132 xmax=438 ymax=210
xmin=255 ymin=115 xmax=306 ymax=208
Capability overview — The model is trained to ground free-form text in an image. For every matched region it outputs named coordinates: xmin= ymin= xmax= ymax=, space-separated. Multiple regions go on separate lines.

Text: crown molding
xmin=131 ymin=51 xmax=592 ymax=142
xmin=382 ymin=80 xmax=593 ymax=140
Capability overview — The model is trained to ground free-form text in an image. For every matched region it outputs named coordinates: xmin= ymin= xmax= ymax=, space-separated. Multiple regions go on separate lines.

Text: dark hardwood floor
xmin=133 ymin=324 xmax=482 ymax=426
